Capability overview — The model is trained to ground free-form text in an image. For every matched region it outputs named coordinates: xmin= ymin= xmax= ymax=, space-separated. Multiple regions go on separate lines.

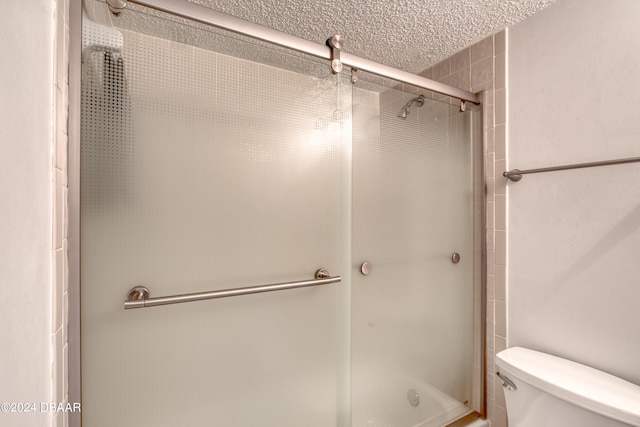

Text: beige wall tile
xmin=486 ymin=127 xmax=495 ymax=155
xmin=471 ymin=36 xmax=494 ymax=63
xmin=495 ymin=335 xmax=507 ymax=354
xmin=495 ymin=265 xmax=506 ymax=302
xmin=495 ymin=300 xmax=507 ymax=337
xmin=495 ymin=230 xmax=507 ymax=266
xmin=495 ymin=88 xmax=506 ymax=125
xmin=487 ymin=226 xmax=495 ymax=252
xmin=471 ymin=56 xmax=493 ymax=88
xmin=494 ymin=159 xmax=507 ymax=195
xmin=495 ymin=53 xmax=506 ymax=90
xmin=487 ymin=200 xmax=495 ymax=228
xmin=495 ymin=124 xmax=506 ymax=160
xmin=432 ymin=57 xmax=451 ymax=80
xmin=495 ymin=194 xmax=506 ymax=231
xmin=486 ymin=397 xmax=496 ymax=423
xmin=494 ymin=405 xmax=508 ymax=427
xmin=486 ymin=151 xmax=495 ymax=179
xmin=451 ymin=47 xmax=471 ymax=74
xmin=450 ymin=68 xmax=470 ymax=92
xmin=486 ymin=372 xmax=495 ymax=403
xmin=495 ymin=30 xmax=506 ymax=55
xmin=486 ymin=177 xmax=495 ymax=202
xmin=417 ymin=67 xmax=433 ymax=80
xmin=487 ymin=272 xmax=495 ymax=301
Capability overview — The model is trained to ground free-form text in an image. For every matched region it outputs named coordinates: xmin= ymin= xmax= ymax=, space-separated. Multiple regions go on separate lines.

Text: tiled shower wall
xmin=53 ymin=0 xmax=70 ymax=425
xmin=420 ymin=30 xmax=508 ymax=427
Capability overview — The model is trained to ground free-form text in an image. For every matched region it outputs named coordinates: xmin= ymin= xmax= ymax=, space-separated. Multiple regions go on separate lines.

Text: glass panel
xmin=351 ymin=78 xmax=479 ymax=427
xmin=80 ymin=3 xmax=351 ymax=426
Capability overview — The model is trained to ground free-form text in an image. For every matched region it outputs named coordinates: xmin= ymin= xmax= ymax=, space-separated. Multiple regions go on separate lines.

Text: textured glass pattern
xmin=81 ymin=8 xmax=351 ymax=427
xmin=81 ymin=4 xmax=481 ymax=427
xmin=351 ymin=83 xmax=476 ymax=427
xmin=81 ymin=50 xmax=134 ymax=211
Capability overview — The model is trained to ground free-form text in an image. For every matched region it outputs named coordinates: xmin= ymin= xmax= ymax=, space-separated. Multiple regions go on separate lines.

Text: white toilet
xmin=496 ymin=347 xmax=640 ymax=427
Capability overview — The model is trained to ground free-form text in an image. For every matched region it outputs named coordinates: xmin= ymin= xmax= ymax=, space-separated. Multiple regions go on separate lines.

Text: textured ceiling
xmin=97 ymin=0 xmax=557 ymax=77
xmin=185 ymin=0 xmax=558 ymax=73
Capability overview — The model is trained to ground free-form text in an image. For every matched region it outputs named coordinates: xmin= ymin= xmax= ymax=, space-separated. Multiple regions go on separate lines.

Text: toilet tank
xmin=496 ymin=347 xmax=640 ymax=427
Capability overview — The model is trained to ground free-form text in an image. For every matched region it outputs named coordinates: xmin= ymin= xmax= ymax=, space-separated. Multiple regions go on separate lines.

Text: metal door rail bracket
xmin=327 ymin=35 xmax=343 ymax=74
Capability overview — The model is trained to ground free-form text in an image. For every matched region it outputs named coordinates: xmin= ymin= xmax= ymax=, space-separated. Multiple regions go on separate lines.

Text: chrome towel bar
xmin=504 ymin=156 xmax=640 ymax=182
xmin=124 ymin=269 xmax=341 ymax=309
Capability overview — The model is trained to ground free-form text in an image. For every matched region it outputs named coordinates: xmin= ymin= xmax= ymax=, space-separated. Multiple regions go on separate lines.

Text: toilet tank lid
xmin=496 ymin=347 xmax=640 ymax=427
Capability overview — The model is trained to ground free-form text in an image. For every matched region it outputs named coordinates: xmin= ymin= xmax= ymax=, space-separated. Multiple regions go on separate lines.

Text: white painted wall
xmin=0 ymin=1 xmax=54 ymax=426
xmin=508 ymin=0 xmax=640 ymax=384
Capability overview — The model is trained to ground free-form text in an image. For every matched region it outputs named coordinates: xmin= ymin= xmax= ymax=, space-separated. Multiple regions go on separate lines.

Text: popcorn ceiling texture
xmin=96 ymin=0 xmax=556 ymax=75
xmin=183 ymin=0 xmax=556 ymax=73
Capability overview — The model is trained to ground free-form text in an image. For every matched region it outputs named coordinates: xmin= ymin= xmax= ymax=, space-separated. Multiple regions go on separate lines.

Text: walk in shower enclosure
xmin=75 ymin=0 xmax=485 ymax=426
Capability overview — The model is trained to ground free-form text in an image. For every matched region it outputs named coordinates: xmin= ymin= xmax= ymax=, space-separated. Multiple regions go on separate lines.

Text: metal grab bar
xmin=503 ymin=156 xmax=640 ymax=182
xmin=124 ymin=269 xmax=341 ymax=309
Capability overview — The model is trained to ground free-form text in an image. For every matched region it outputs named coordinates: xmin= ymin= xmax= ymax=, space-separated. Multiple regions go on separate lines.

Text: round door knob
xmin=451 ymin=253 xmax=461 ymax=264
xmin=360 ymin=262 xmax=372 ymax=276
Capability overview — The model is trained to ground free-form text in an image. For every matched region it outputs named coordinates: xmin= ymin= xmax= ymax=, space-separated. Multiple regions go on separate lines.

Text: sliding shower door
xmin=351 ymin=81 xmax=482 ymax=427
xmin=80 ymin=5 xmax=351 ymax=426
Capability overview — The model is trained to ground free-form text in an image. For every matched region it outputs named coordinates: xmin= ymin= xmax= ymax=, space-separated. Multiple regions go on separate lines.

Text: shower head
xmin=398 ymin=95 xmax=426 ymax=119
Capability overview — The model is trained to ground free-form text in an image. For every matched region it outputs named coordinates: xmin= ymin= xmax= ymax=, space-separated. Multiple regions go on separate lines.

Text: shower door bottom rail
xmin=124 ymin=268 xmax=341 ymax=309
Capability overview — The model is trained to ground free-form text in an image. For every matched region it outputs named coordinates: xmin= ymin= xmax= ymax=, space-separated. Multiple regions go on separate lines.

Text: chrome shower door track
xmin=123 ymin=0 xmax=480 ymax=104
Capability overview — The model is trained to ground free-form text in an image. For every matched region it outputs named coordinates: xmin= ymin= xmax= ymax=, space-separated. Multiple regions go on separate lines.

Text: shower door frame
xmin=66 ymin=0 xmax=487 ymax=424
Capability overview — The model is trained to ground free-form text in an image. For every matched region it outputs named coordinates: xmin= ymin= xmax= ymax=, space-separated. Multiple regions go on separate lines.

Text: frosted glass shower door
xmin=80 ymin=7 xmax=352 ymax=426
xmin=351 ymin=84 xmax=480 ymax=427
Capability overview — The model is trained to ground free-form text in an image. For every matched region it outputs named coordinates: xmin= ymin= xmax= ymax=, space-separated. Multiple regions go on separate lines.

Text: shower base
xmin=352 ymin=370 xmax=477 ymax=427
